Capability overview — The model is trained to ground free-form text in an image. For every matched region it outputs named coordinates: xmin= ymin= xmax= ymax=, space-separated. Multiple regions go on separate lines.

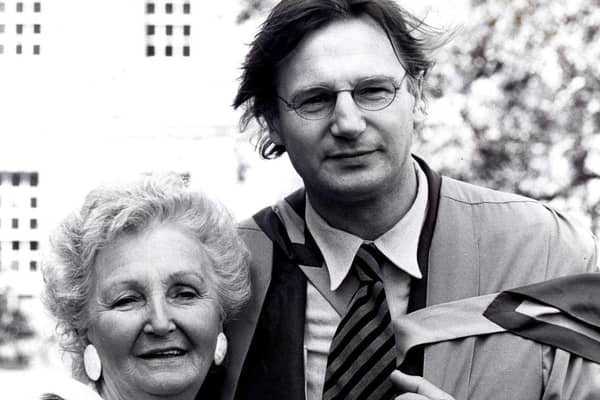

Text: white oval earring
xmin=214 ymin=332 xmax=228 ymax=366
xmin=84 ymin=344 xmax=102 ymax=381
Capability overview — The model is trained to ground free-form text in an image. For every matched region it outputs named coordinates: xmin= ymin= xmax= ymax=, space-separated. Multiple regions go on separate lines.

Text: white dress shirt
xmin=303 ymin=162 xmax=428 ymax=400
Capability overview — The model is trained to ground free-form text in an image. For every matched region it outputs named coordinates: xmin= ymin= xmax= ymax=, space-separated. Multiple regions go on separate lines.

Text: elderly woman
xmin=42 ymin=174 xmax=250 ymax=400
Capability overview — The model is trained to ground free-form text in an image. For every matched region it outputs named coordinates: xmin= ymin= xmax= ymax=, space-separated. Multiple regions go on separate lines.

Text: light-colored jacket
xmin=222 ymin=160 xmax=599 ymax=400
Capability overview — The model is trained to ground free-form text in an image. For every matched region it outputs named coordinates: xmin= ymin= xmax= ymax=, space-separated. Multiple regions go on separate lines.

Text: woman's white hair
xmin=42 ymin=173 xmax=250 ymax=382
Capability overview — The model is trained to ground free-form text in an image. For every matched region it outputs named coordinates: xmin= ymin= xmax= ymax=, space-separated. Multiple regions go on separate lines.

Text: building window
xmin=30 ymin=219 xmax=37 ymax=229
xmin=12 ymin=218 xmax=18 ymax=229
xmin=11 ymin=173 xmax=20 ymax=186
xmin=0 ymin=2 xmax=5 ymax=12
xmin=30 ymin=241 xmax=39 ymax=251
xmin=30 ymin=197 xmax=37 ymax=208
xmin=145 ymin=1 xmax=190 ymax=58
xmin=16 ymin=2 xmax=23 ymax=12
xmin=0 ymin=24 xmax=5 ymax=33
xmin=12 ymin=241 xmax=19 ymax=250
xmin=11 ymin=261 xmax=18 ymax=271
xmin=30 ymin=261 xmax=37 ymax=271
xmin=33 ymin=44 xmax=40 ymax=55
xmin=0 ymin=45 xmax=3 ymax=55
xmin=183 ymin=46 xmax=190 ymax=57
xmin=16 ymin=44 xmax=22 ymax=54
xmin=146 ymin=2 xmax=154 ymax=14
xmin=34 ymin=24 xmax=41 ymax=34
xmin=34 ymin=2 xmax=40 ymax=12
xmin=30 ymin=172 xmax=38 ymax=186
xmin=16 ymin=24 xmax=24 ymax=34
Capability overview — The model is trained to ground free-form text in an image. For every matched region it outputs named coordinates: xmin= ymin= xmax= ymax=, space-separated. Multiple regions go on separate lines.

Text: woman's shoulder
xmin=37 ymin=376 xmax=102 ymax=400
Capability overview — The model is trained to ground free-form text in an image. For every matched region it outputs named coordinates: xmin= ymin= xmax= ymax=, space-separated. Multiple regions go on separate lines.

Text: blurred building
xmin=0 ymin=0 xmax=299 ymax=336
xmin=0 ymin=171 xmax=41 ymax=275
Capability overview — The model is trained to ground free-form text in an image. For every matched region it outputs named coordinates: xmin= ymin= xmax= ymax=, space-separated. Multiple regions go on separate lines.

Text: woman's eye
xmin=173 ymin=287 xmax=200 ymax=300
xmin=112 ymin=296 xmax=140 ymax=308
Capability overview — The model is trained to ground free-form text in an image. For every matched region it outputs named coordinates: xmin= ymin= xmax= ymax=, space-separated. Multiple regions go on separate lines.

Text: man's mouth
xmin=328 ymin=149 xmax=374 ymax=159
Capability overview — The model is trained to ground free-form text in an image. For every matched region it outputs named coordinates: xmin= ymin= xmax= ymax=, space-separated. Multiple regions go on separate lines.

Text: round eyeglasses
xmin=277 ymin=75 xmax=406 ymax=120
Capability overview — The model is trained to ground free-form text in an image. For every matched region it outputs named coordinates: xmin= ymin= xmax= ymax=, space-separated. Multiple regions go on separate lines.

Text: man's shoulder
xmin=437 ymin=176 xmax=598 ymax=275
xmin=237 ymin=216 xmax=271 ymax=251
xmin=438 ymin=176 xmax=556 ymax=225
xmin=238 ymin=216 xmax=262 ymax=232
xmin=440 ymin=176 xmax=537 ymax=206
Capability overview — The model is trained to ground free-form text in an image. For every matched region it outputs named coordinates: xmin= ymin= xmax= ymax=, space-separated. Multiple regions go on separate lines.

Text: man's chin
xmin=309 ymin=177 xmax=388 ymax=203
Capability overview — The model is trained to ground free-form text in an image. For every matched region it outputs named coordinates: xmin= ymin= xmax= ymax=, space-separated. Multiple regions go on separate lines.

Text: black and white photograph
xmin=1 ymin=0 xmax=599 ymax=399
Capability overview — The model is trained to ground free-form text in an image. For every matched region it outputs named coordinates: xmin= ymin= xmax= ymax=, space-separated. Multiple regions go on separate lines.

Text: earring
xmin=214 ymin=332 xmax=228 ymax=366
xmin=84 ymin=344 xmax=102 ymax=381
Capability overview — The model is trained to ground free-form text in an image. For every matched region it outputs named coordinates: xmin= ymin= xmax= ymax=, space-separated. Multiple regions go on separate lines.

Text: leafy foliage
xmin=417 ymin=0 xmax=600 ymax=233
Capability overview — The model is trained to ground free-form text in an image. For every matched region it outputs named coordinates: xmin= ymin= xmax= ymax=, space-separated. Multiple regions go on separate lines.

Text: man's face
xmin=272 ymin=16 xmax=419 ymax=203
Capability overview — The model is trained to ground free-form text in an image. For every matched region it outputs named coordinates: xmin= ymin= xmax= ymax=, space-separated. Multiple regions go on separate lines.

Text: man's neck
xmin=306 ymin=165 xmax=418 ymax=241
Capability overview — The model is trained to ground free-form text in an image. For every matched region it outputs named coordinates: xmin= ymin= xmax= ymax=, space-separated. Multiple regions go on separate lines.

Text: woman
xmin=42 ymin=174 xmax=250 ymax=400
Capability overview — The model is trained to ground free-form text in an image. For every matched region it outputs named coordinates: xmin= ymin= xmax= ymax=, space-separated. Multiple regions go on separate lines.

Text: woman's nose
xmin=329 ymin=92 xmax=366 ymax=139
xmin=144 ymin=297 xmax=176 ymax=336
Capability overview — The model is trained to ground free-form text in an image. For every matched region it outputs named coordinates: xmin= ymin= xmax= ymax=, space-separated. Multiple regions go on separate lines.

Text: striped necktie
xmin=322 ymin=243 xmax=397 ymax=400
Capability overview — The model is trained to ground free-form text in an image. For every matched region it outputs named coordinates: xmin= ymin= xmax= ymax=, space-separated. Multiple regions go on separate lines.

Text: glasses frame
xmin=277 ymin=74 xmax=407 ymax=120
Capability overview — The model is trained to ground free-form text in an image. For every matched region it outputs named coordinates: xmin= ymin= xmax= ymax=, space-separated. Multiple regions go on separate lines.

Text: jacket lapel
xmin=234 ymin=192 xmax=309 ymax=400
xmin=399 ymin=156 xmax=443 ymax=375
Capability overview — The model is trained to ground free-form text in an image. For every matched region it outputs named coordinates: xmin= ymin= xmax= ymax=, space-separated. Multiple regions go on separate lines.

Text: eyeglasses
xmin=277 ymin=75 xmax=406 ymax=120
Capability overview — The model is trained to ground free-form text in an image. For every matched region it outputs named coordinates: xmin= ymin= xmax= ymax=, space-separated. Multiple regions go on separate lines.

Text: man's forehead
xmin=276 ymin=16 xmax=404 ymax=90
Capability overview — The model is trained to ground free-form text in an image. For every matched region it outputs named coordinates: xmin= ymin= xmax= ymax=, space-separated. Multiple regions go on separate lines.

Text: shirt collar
xmin=305 ymin=162 xmax=428 ymax=290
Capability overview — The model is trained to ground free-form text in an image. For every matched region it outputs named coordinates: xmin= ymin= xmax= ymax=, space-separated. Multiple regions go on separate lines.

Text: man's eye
xmin=295 ymin=91 xmax=333 ymax=108
xmin=303 ymin=93 xmax=331 ymax=105
xmin=357 ymin=85 xmax=393 ymax=98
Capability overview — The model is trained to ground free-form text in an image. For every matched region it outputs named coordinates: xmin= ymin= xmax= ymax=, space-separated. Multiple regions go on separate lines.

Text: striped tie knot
xmin=354 ymin=243 xmax=384 ymax=283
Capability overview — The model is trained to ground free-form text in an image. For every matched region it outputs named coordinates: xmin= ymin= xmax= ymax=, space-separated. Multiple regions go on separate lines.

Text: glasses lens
xmin=293 ymin=88 xmax=335 ymax=119
xmin=354 ymin=78 xmax=397 ymax=111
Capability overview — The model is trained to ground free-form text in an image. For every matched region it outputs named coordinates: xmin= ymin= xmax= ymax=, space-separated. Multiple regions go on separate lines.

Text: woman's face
xmin=87 ymin=223 xmax=221 ymax=400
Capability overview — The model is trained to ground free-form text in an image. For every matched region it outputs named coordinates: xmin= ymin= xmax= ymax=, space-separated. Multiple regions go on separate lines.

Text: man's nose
xmin=329 ymin=92 xmax=366 ymax=139
xmin=144 ymin=296 xmax=176 ymax=336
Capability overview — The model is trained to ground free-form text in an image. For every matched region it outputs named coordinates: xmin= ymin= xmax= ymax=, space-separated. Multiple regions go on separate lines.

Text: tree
xmin=236 ymin=0 xmax=275 ymax=24
xmin=416 ymin=0 xmax=600 ymax=234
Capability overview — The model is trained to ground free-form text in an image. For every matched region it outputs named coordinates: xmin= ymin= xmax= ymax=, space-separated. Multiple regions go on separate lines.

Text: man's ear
xmin=413 ymin=98 xmax=426 ymax=124
xmin=411 ymin=78 xmax=426 ymax=124
xmin=268 ymin=117 xmax=285 ymax=146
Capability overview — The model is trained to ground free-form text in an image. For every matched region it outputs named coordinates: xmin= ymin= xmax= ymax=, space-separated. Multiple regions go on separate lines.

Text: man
xmin=222 ymin=1 xmax=600 ymax=399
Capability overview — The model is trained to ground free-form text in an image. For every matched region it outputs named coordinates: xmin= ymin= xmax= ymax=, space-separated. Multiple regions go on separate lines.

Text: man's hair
xmin=234 ymin=0 xmax=442 ymax=159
